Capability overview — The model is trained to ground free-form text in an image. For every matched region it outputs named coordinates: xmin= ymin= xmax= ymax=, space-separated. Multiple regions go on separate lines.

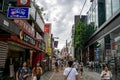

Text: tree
xmin=74 ymin=21 xmax=95 ymax=60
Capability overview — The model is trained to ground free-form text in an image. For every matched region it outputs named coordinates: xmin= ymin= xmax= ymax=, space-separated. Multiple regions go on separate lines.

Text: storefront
xmin=0 ymin=17 xmax=42 ymax=78
xmin=110 ymin=29 xmax=120 ymax=78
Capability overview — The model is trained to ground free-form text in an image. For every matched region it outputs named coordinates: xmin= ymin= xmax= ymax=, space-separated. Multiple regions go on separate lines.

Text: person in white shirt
xmin=100 ymin=66 xmax=112 ymax=80
xmin=63 ymin=61 xmax=78 ymax=80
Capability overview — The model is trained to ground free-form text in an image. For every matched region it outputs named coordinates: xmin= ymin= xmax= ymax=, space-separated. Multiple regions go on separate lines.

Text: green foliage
xmin=74 ymin=21 xmax=95 ymax=50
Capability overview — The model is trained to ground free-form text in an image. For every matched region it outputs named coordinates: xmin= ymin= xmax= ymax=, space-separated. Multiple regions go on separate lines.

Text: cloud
xmin=36 ymin=0 xmax=91 ymax=50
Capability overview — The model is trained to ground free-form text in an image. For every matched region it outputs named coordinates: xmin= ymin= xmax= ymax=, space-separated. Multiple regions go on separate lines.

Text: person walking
xmin=63 ymin=61 xmax=78 ymax=80
xmin=79 ymin=62 xmax=83 ymax=78
xmin=32 ymin=62 xmax=43 ymax=80
xmin=73 ymin=60 xmax=79 ymax=71
xmin=100 ymin=66 xmax=112 ymax=80
xmin=16 ymin=61 xmax=31 ymax=80
xmin=55 ymin=60 xmax=59 ymax=72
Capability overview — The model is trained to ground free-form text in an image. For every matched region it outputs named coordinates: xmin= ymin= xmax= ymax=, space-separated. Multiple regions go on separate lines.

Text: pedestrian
xmin=32 ymin=62 xmax=43 ymax=80
xmin=55 ymin=60 xmax=59 ymax=72
xmin=63 ymin=61 xmax=78 ymax=80
xmin=100 ymin=66 xmax=112 ymax=80
xmin=79 ymin=62 xmax=83 ymax=78
xmin=16 ymin=61 xmax=31 ymax=80
xmin=73 ymin=60 xmax=79 ymax=71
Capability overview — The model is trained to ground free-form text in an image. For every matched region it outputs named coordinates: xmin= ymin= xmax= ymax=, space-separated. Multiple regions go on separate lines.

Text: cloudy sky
xmin=36 ymin=0 xmax=91 ymax=50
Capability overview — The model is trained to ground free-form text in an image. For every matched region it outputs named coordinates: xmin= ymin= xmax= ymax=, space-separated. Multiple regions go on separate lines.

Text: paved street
xmin=41 ymin=69 xmax=101 ymax=80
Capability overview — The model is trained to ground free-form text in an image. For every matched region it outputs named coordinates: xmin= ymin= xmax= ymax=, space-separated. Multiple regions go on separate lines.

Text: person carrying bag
xmin=63 ymin=61 xmax=78 ymax=80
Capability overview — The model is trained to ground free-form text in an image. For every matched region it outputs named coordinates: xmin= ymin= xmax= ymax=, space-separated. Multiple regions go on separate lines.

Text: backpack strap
xmin=67 ymin=68 xmax=72 ymax=78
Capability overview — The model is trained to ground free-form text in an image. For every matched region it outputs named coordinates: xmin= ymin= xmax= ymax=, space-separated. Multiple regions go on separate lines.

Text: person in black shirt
xmin=16 ymin=61 xmax=31 ymax=80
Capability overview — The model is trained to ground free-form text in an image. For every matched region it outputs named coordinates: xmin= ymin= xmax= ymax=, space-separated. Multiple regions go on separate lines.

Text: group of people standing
xmin=16 ymin=61 xmax=42 ymax=80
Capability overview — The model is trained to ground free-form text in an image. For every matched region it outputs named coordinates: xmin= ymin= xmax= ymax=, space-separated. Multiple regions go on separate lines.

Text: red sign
xmin=44 ymin=24 xmax=51 ymax=33
xmin=17 ymin=0 xmax=30 ymax=7
xmin=14 ymin=19 xmax=35 ymax=37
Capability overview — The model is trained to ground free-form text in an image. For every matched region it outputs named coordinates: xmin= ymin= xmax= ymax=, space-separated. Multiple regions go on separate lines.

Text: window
xmin=112 ymin=0 xmax=120 ymax=13
xmin=106 ymin=0 xmax=112 ymax=20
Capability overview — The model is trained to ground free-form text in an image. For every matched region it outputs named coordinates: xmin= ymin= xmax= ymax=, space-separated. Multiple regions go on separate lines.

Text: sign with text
xmin=8 ymin=7 xmax=29 ymax=19
xmin=17 ymin=0 xmax=30 ymax=7
xmin=44 ymin=23 xmax=51 ymax=34
xmin=14 ymin=19 xmax=35 ymax=37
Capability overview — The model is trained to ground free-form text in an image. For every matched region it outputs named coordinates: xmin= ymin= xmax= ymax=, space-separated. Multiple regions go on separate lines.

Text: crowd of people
xmin=64 ymin=60 xmax=113 ymax=80
xmin=15 ymin=59 xmax=113 ymax=80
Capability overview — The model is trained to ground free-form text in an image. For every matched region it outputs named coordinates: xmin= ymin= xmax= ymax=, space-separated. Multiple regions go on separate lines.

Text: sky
xmin=36 ymin=0 xmax=91 ymax=50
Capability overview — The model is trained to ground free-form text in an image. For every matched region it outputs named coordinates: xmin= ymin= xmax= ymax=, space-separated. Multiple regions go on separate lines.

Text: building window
xmin=112 ymin=0 xmax=120 ymax=13
xmin=106 ymin=0 xmax=112 ymax=20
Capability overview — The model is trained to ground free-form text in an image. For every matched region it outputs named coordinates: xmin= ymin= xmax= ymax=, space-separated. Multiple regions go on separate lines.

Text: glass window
xmin=112 ymin=0 xmax=120 ymax=13
xmin=95 ymin=5 xmax=98 ymax=28
xmin=106 ymin=0 xmax=112 ymax=20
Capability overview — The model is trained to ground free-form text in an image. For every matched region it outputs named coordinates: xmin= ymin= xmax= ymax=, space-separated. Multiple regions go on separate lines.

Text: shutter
xmin=0 ymin=41 xmax=8 ymax=68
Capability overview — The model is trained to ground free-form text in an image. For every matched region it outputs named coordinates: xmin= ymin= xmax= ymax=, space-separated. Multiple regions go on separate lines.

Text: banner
xmin=17 ymin=0 xmax=30 ymax=7
xmin=54 ymin=41 xmax=58 ymax=48
xmin=44 ymin=23 xmax=51 ymax=33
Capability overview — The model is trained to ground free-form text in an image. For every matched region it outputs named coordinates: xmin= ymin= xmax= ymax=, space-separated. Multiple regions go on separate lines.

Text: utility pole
xmin=66 ymin=40 xmax=68 ymax=60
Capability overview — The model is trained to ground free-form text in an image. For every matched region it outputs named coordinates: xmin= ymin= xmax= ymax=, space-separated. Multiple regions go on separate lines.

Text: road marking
xmin=48 ymin=72 xmax=55 ymax=80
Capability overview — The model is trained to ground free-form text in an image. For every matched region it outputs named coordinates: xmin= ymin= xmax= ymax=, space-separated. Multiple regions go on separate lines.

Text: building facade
xmin=86 ymin=0 xmax=120 ymax=79
xmin=0 ymin=0 xmax=46 ymax=78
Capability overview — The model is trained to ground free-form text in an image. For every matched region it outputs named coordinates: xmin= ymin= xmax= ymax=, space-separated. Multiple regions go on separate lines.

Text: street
xmin=41 ymin=68 xmax=101 ymax=80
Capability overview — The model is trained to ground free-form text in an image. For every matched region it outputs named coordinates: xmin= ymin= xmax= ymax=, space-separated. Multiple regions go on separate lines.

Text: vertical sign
xmin=44 ymin=23 xmax=51 ymax=34
xmin=54 ymin=41 xmax=58 ymax=48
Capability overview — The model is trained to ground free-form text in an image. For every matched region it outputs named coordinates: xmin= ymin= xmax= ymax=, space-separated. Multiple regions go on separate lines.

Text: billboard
xmin=17 ymin=0 xmax=30 ymax=7
xmin=8 ymin=7 xmax=29 ymax=19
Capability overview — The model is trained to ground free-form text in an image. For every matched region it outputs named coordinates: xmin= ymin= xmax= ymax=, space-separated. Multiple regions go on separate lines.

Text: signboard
xmin=44 ymin=24 xmax=51 ymax=34
xmin=19 ymin=31 xmax=35 ymax=45
xmin=17 ymin=0 xmax=30 ymax=7
xmin=54 ymin=41 xmax=58 ymax=48
xmin=8 ymin=7 xmax=29 ymax=19
xmin=23 ymin=33 xmax=35 ymax=45
xmin=14 ymin=19 xmax=35 ymax=37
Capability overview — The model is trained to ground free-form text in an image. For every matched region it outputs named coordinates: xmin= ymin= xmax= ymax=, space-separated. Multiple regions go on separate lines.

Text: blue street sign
xmin=7 ymin=7 xmax=29 ymax=19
